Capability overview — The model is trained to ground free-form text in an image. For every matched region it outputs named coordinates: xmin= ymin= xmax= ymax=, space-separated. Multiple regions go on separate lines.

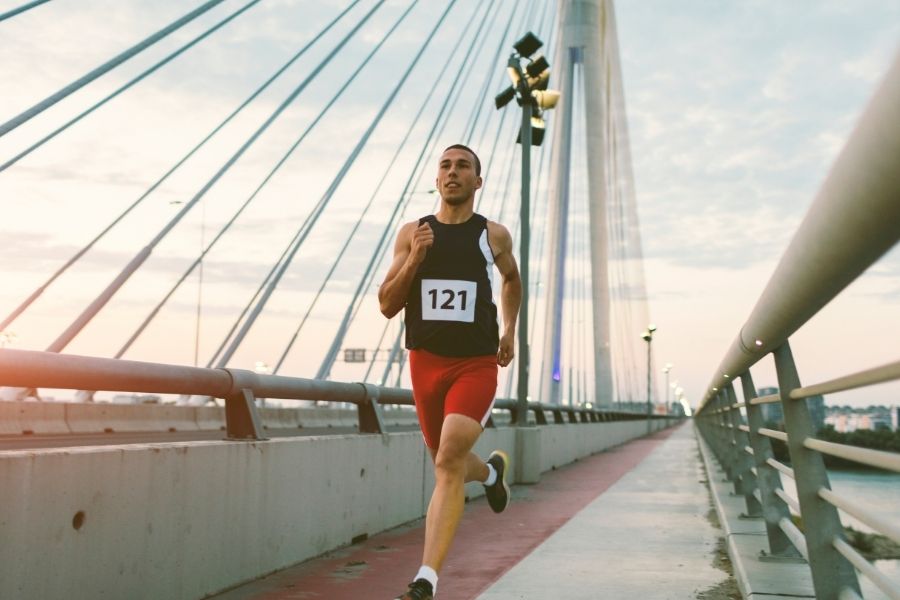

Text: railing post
xmin=552 ymin=407 xmax=564 ymax=424
xmin=773 ymin=342 xmax=860 ymax=598
xmin=695 ymin=399 xmax=716 ymax=458
xmin=713 ymin=390 xmax=738 ymax=480
xmin=356 ymin=383 xmax=386 ymax=434
xmin=223 ymin=388 xmax=267 ymax=440
xmin=740 ymin=370 xmax=803 ymax=560
xmin=724 ymin=383 xmax=763 ymax=517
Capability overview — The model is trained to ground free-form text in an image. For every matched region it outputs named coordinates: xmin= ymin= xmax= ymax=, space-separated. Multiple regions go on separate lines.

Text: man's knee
xmin=434 ymin=445 xmax=467 ymax=478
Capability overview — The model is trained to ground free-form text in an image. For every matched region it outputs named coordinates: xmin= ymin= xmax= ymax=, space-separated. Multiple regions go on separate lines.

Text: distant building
xmin=892 ymin=406 xmax=899 ymax=431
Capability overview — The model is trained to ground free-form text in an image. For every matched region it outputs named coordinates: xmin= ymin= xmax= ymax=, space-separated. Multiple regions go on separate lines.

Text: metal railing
xmin=694 ymin=52 xmax=900 ymax=600
xmin=0 ymin=348 xmax=672 ymax=440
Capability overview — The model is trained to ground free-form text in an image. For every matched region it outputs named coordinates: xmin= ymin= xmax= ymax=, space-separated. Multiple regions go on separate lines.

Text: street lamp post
xmin=494 ymin=32 xmax=559 ymax=426
xmin=641 ymin=324 xmax=657 ymax=430
xmin=663 ymin=363 xmax=673 ymax=414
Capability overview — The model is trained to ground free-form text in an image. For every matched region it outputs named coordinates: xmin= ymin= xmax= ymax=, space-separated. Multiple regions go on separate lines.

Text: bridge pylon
xmin=541 ymin=0 xmax=624 ymax=408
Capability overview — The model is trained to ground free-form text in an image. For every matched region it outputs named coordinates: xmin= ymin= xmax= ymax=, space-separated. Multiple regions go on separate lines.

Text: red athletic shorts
xmin=408 ymin=349 xmax=498 ymax=449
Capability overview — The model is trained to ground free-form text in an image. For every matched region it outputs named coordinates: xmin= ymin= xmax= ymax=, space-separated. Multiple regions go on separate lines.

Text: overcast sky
xmin=0 ymin=0 xmax=897 ymax=408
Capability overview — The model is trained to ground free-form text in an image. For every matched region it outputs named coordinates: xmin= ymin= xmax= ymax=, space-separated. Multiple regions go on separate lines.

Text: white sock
xmin=415 ymin=565 xmax=438 ymax=593
xmin=484 ymin=462 xmax=498 ymax=486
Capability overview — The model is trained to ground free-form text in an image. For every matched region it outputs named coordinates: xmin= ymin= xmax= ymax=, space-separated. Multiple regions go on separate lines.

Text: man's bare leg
xmin=421 ymin=413 xmax=484 ymax=573
xmin=428 ymin=448 xmax=489 ymax=484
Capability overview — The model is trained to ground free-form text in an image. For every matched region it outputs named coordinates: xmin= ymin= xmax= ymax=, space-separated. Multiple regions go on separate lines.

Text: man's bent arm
xmin=379 ymin=222 xmax=421 ymax=319
xmin=489 ymin=222 xmax=521 ymax=366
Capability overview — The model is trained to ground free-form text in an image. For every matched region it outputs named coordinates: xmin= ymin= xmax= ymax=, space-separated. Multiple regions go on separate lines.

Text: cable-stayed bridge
xmin=1 ymin=1 xmax=899 ymax=599
xmin=0 ymin=0 xmax=654 ymax=410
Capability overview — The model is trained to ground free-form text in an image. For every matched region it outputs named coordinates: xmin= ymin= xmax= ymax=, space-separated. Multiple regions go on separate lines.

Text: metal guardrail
xmin=0 ymin=348 xmax=672 ymax=440
xmin=695 ymin=52 xmax=900 ymax=600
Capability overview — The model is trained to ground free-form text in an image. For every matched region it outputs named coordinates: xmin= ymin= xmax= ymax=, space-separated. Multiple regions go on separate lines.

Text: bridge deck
xmin=212 ymin=423 xmax=728 ymax=599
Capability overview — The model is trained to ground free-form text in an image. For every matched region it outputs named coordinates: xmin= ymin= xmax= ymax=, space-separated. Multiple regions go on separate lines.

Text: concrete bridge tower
xmin=541 ymin=0 xmax=622 ymax=407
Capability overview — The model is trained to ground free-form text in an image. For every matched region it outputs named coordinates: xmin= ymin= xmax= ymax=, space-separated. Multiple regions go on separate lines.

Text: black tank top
xmin=404 ymin=214 xmax=499 ymax=357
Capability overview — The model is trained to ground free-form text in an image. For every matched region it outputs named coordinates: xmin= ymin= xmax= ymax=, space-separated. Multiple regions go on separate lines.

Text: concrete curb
xmin=694 ymin=426 xmax=815 ymax=599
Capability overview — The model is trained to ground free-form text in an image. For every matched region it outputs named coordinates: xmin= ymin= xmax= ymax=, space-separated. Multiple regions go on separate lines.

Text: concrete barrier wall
xmin=0 ymin=420 xmax=678 ymax=600
xmin=0 ymin=401 xmax=70 ymax=435
xmin=0 ymin=403 xmax=412 ymax=435
xmin=539 ymin=418 xmax=669 ymax=471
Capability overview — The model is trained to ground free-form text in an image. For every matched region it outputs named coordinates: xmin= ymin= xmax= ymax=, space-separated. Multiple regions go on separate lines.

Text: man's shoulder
xmin=485 ymin=220 xmax=513 ymax=255
xmin=485 ymin=219 xmax=512 ymax=238
xmin=399 ymin=218 xmax=425 ymax=235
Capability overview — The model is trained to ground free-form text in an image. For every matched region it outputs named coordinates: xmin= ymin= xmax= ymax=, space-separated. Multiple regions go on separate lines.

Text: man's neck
xmin=435 ymin=200 xmax=475 ymax=224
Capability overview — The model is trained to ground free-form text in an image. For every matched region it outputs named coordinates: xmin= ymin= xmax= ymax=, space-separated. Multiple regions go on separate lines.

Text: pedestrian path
xmin=212 ymin=422 xmax=726 ymax=599
xmin=477 ymin=422 xmax=728 ymax=599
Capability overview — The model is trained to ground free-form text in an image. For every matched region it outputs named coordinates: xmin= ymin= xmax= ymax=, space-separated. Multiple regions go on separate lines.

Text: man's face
xmin=436 ymin=148 xmax=482 ymax=206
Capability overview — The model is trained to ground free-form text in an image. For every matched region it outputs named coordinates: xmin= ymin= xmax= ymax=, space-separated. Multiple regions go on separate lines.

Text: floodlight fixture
xmin=526 ymin=54 xmax=550 ymax=78
xmin=494 ymin=86 xmax=515 ymax=109
xmin=532 ymin=89 xmax=560 ymax=110
xmin=527 ymin=69 xmax=550 ymax=90
xmin=513 ymin=31 xmax=543 ymax=57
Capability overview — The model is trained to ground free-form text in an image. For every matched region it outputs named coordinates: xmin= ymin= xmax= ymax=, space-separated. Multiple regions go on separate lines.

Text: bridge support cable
xmin=38 ymin=0 xmax=387 ymax=359
xmin=0 ymin=0 xmax=51 ymax=22
xmin=605 ymin=15 xmax=651 ymax=409
xmin=354 ymin=0 xmax=556 ymax=390
xmin=466 ymin=0 xmax=549 ymax=197
xmin=214 ymin=4 xmax=490 ymax=366
xmin=0 ymin=0 xmax=228 ymax=138
xmin=319 ymin=0 xmax=541 ymax=382
xmin=215 ymin=1 xmax=459 ymax=370
xmin=539 ymin=0 xmax=650 ymax=408
xmin=380 ymin=322 xmax=406 ymax=387
xmin=310 ymin=1 xmax=509 ymax=379
xmin=273 ymin=2 xmax=490 ymax=376
xmin=505 ymin=130 xmax=553 ymax=400
xmin=460 ymin=0 xmax=530 ymax=144
xmin=0 ymin=0 xmax=269 ymax=174
xmin=363 ymin=318 xmax=393 ymax=382
xmin=0 ymin=2 xmax=361 ymax=338
xmin=115 ymin=0 xmax=415 ymax=362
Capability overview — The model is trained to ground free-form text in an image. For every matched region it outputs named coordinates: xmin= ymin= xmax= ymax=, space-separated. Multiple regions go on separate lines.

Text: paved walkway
xmin=212 ymin=422 xmax=727 ymax=599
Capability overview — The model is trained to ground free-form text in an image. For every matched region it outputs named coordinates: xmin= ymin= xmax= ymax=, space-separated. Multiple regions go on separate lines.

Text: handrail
xmin=833 ymin=538 xmax=900 ymax=600
xmin=0 ymin=348 xmax=673 ymax=438
xmin=819 ymin=488 xmax=900 ymax=544
xmin=749 ymin=393 xmax=780 ymax=405
xmin=789 ymin=359 xmax=900 ymax=400
xmin=803 ymin=438 xmax=900 ymax=473
xmin=765 ymin=458 xmax=795 ymax=480
xmin=778 ymin=517 xmax=808 ymax=560
xmin=699 ymin=51 xmax=900 ymax=409
xmin=694 ymin=50 xmax=900 ymax=600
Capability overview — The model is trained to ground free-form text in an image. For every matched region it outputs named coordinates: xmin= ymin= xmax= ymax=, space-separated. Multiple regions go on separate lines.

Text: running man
xmin=379 ymin=144 xmax=522 ymax=600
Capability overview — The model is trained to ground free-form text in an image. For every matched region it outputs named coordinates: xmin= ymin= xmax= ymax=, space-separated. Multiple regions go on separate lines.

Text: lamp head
xmin=513 ymin=31 xmax=543 ymax=57
xmin=526 ymin=54 xmax=550 ymax=78
xmin=494 ymin=86 xmax=515 ymax=109
xmin=527 ymin=68 xmax=550 ymax=91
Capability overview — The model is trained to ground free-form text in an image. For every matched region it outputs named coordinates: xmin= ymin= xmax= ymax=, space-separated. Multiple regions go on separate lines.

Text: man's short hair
xmin=443 ymin=144 xmax=481 ymax=176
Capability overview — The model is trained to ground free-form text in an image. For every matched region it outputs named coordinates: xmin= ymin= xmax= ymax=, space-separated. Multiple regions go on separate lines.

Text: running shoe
xmin=394 ymin=578 xmax=433 ymax=600
xmin=484 ymin=449 xmax=510 ymax=513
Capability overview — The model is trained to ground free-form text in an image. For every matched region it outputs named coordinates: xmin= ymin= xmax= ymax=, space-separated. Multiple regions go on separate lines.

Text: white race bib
xmin=421 ymin=279 xmax=477 ymax=322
